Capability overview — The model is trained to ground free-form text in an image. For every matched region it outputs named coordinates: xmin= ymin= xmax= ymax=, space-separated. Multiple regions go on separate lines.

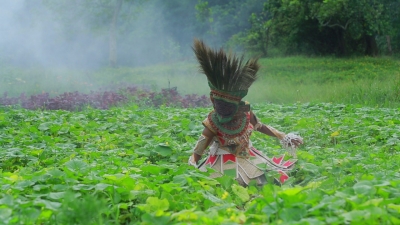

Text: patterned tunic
xmin=197 ymin=112 xmax=296 ymax=185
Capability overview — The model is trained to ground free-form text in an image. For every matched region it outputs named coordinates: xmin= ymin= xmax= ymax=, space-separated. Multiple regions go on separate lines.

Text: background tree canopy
xmin=0 ymin=0 xmax=399 ymax=68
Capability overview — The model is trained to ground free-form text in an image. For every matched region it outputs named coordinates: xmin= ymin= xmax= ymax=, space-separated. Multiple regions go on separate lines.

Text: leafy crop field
xmin=1 ymin=103 xmax=399 ymax=224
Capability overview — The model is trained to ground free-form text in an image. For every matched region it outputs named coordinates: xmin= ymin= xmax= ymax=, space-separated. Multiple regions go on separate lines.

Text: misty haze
xmin=1 ymin=0 xmax=258 ymax=97
xmin=1 ymin=0 xmax=197 ymax=67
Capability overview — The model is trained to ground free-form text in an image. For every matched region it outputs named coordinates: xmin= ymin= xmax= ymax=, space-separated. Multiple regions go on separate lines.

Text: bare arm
xmin=250 ymin=111 xmax=303 ymax=147
xmin=250 ymin=111 xmax=285 ymax=139
xmin=190 ymin=127 xmax=215 ymax=165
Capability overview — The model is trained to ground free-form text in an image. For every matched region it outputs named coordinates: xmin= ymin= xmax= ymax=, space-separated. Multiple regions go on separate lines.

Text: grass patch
xmin=1 ymin=56 xmax=399 ymax=107
xmin=249 ymin=56 xmax=400 ymax=107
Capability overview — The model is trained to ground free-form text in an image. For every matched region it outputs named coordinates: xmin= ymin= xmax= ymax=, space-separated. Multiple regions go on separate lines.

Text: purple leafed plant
xmin=0 ymin=86 xmax=211 ymax=111
xmin=0 ymin=92 xmax=19 ymax=106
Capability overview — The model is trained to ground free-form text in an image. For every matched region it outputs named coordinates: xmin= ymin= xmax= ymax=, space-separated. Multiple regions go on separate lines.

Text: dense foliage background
xmin=1 ymin=0 xmax=399 ymax=68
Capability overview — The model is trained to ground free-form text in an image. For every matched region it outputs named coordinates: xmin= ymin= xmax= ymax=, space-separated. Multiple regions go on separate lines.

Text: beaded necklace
xmin=208 ymin=111 xmax=249 ymax=138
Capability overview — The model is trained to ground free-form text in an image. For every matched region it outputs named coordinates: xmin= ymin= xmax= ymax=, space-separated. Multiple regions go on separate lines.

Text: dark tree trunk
xmin=365 ymin=35 xmax=378 ymax=56
xmin=263 ymin=28 xmax=270 ymax=56
xmin=336 ymin=29 xmax=346 ymax=56
xmin=386 ymin=35 xmax=393 ymax=55
xmin=109 ymin=0 xmax=123 ymax=67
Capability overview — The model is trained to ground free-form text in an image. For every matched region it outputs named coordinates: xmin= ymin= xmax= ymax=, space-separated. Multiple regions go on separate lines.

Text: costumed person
xmin=188 ymin=39 xmax=303 ymax=187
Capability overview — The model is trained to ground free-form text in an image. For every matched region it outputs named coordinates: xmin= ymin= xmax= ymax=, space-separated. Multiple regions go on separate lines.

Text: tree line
xmin=195 ymin=0 xmax=400 ymax=57
xmin=1 ymin=0 xmax=399 ymax=68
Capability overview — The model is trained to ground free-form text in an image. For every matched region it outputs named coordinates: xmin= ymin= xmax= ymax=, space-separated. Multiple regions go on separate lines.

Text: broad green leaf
xmin=72 ymin=184 xmax=95 ymax=191
xmin=388 ymin=204 xmax=400 ymax=213
xmin=299 ymin=218 xmax=325 ymax=225
xmin=206 ymin=203 xmax=236 ymax=212
xmin=297 ymin=151 xmax=315 ymax=161
xmin=103 ymin=174 xmax=121 ymax=181
xmin=48 ymin=192 xmax=66 ymax=200
xmin=140 ymin=164 xmax=163 ymax=175
xmin=21 ymin=207 xmax=41 ymax=221
xmin=0 ymin=208 xmax=12 ymax=222
xmin=0 ymin=195 xmax=13 ymax=206
xmin=137 ymin=197 xmax=169 ymax=213
xmin=4 ymin=173 xmax=22 ymax=183
xmin=57 ymin=126 xmax=70 ymax=134
xmin=154 ymin=145 xmax=172 ymax=156
xmin=301 ymin=163 xmax=320 ymax=174
xmin=353 ymin=181 xmax=376 ymax=196
xmin=215 ymin=175 xmax=234 ymax=189
xmin=38 ymin=210 xmax=53 ymax=221
xmin=262 ymin=202 xmax=278 ymax=215
xmin=29 ymin=149 xmax=43 ymax=156
xmin=201 ymin=191 xmax=223 ymax=203
xmin=118 ymin=202 xmax=132 ymax=209
xmin=171 ymin=209 xmax=199 ymax=221
xmin=232 ymin=184 xmax=249 ymax=202
xmin=359 ymin=198 xmax=383 ymax=208
xmin=341 ymin=210 xmax=367 ymax=222
xmin=95 ymin=183 xmax=111 ymax=191
xmin=14 ymin=180 xmax=35 ymax=190
xmin=129 ymin=190 xmax=155 ymax=200
xmin=38 ymin=122 xmax=53 ymax=131
xmin=120 ymin=177 xmax=136 ymax=189
xmin=279 ymin=187 xmax=304 ymax=196
xmin=65 ymin=159 xmax=88 ymax=173
xmin=173 ymin=174 xmax=188 ymax=185
xmin=305 ymin=181 xmax=321 ymax=189
xmin=161 ymin=183 xmax=183 ymax=193
xmin=34 ymin=199 xmax=61 ymax=211
xmin=279 ymin=207 xmax=307 ymax=222
xmin=52 ymin=184 xmax=69 ymax=191
xmin=46 ymin=169 xmax=65 ymax=177
xmin=141 ymin=213 xmax=170 ymax=225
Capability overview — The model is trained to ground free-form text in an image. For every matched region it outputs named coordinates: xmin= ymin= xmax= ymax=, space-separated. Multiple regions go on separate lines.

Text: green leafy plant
xmin=0 ymin=103 xmax=399 ymax=224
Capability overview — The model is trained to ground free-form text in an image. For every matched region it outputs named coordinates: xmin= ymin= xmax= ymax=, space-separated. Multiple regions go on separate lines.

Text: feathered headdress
xmin=192 ymin=39 xmax=260 ymax=101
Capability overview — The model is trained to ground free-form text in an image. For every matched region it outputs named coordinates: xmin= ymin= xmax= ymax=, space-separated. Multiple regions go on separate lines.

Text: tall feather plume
xmin=192 ymin=39 xmax=259 ymax=92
